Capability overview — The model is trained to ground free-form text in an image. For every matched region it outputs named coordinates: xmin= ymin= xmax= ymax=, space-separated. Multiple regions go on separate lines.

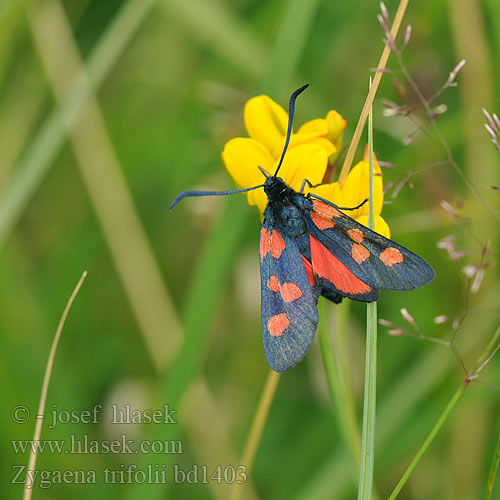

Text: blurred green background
xmin=2 ymin=0 xmax=499 ymax=499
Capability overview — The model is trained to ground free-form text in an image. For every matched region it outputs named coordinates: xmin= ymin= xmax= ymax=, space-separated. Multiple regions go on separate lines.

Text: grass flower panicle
xmin=483 ymin=108 xmax=500 ymax=153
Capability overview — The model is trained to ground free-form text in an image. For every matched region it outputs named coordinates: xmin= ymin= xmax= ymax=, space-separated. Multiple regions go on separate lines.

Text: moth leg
xmin=300 ymin=179 xmax=312 ymax=193
xmin=308 ymin=193 xmax=368 ymax=211
xmin=337 ymin=198 xmax=368 ymax=211
xmin=300 ymin=178 xmax=324 ymax=193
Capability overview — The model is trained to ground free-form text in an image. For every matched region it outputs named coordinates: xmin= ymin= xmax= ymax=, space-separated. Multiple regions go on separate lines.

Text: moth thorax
xmin=274 ymin=203 xmax=307 ymax=238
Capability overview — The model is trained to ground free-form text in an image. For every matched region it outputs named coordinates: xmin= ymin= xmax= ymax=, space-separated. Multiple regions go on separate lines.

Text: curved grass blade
xmin=0 ymin=0 xmax=157 ymax=250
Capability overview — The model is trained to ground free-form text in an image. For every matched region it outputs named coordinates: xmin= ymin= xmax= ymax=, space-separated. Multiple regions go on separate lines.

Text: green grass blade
xmin=260 ymin=0 xmax=321 ymax=95
xmin=162 ymin=0 xmax=265 ymax=80
xmin=163 ymin=199 xmax=250 ymax=406
xmin=484 ymin=427 xmax=500 ymax=500
xmin=358 ymin=102 xmax=377 ymax=500
xmin=0 ymin=0 xmax=156 ymax=250
xmin=319 ymin=298 xmax=361 ymax=469
xmin=0 ymin=0 xmax=19 ymax=19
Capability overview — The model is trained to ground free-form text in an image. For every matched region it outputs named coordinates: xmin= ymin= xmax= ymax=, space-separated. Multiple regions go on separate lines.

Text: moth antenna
xmin=169 ymin=184 xmax=265 ymax=211
xmin=274 ymin=84 xmax=309 ymax=177
xmin=171 ymin=86 xmax=308 ymax=212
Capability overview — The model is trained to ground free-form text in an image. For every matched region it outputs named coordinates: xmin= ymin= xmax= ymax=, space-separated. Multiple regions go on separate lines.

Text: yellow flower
xmin=223 ymin=95 xmax=337 ymax=213
xmin=222 ymin=93 xmax=390 ymax=237
xmin=297 ymin=109 xmax=347 ymax=165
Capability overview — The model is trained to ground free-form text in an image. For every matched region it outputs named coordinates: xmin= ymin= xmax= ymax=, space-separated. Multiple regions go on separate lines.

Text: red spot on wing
xmin=380 ymin=247 xmax=404 ymax=266
xmin=271 ymin=230 xmax=286 ymax=258
xmin=268 ymin=313 xmax=290 ymax=337
xmin=309 ymin=235 xmax=372 ymax=295
xmin=348 ymin=228 xmax=364 ymax=243
xmin=352 ymin=243 xmax=370 ymax=264
xmin=267 ymin=275 xmax=280 ymax=292
xmin=280 ymin=282 xmax=302 ymax=302
xmin=260 ymin=227 xmax=270 ymax=260
xmin=312 ymin=199 xmax=342 ymax=218
xmin=301 ymin=256 xmax=316 ymax=287
xmin=311 ymin=211 xmax=336 ymax=230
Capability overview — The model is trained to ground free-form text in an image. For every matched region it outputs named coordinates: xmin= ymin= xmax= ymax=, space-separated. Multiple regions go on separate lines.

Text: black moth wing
xmin=305 ymin=198 xmax=435 ymax=291
xmin=260 ymin=221 xmax=320 ymax=372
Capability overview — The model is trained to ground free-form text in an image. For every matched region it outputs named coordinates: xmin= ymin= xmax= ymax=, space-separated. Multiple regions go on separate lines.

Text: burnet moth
xmin=170 ymin=85 xmax=435 ymax=372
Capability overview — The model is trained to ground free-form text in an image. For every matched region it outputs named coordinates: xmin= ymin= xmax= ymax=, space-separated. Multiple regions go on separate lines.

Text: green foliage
xmin=1 ymin=1 xmax=499 ymax=499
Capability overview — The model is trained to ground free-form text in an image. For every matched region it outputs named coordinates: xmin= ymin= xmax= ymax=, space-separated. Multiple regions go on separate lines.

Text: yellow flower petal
xmin=247 ymin=186 xmax=268 ymax=213
xmin=307 ymin=181 xmax=345 ymax=207
xmin=326 ymin=110 xmax=347 ymax=150
xmin=297 ymin=112 xmax=346 ymax=164
xmin=277 ymin=144 xmax=328 ymax=193
xmin=305 ymin=137 xmax=337 ymax=158
xmin=341 ymin=160 xmax=383 ymax=219
xmin=296 ymin=119 xmax=338 ymax=158
xmin=298 ymin=118 xmax=329 ymax=135
xmin=272 ymin=132 xmax=336 ymax=159
xmin=222 ymin=137 xmax=274 ymax=189
xmin=355 ymin=215 xmax=391 ymax=238
xmin=244 ymin=95 xmax=288 ymax=153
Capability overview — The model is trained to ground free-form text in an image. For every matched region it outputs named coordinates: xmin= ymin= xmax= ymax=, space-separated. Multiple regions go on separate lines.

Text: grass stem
xmin=388 ymin=324 xmax=500 ymax=499
xmin=23 ymin=272 xmax=87 ymax=500
xmin=484 ymin=427 xmax=500 ymax=500
xmin=230 ymin=370 xmax=281 ymax=500
xmin=387 ymin=383 xmax=466 ymax=500
xmin=357 ymin=91 xmax=378 ymax=500
xmin=339 ymin=0 xmax=408 ymax=186
xmin=319 ymin=299 xmax=361 ymax=469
